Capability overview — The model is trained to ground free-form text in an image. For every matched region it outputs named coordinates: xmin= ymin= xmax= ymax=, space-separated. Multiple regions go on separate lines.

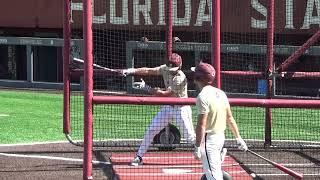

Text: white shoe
xmin=130 ymin=155 xmax=143 ymax=166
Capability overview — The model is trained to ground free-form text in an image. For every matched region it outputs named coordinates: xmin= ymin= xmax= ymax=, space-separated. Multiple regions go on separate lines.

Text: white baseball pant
xmin=201 ymin=132 xmax=225 ymax=180
xmin=137 ymin=105 xmax=195 ymax=157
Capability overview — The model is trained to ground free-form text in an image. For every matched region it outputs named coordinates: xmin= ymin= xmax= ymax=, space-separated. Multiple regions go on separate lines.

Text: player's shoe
xmin=130 ymin=155 xmax=143 ymax=166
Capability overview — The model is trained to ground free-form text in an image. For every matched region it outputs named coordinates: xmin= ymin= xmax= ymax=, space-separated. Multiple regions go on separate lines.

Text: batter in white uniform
xmin=121 ymin=53 xmax=196 ymax=166
xmin=192 ymin=62 xmax=248 ymax=180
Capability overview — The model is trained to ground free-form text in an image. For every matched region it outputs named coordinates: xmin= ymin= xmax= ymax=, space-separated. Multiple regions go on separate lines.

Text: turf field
xmin=1 ymin=89 xmax=319 ymax=144
xmin=0 ymin=89 xmax=65 ymax=144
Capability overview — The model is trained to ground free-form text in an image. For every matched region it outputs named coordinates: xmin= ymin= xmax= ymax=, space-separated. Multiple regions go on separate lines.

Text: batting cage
xmin=63 ymin=0 xmax=320 ymax=180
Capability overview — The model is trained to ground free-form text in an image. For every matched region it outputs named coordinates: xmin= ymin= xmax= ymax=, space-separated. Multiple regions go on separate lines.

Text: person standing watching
xmin=192 ymin=62 xmax=247 ymax=180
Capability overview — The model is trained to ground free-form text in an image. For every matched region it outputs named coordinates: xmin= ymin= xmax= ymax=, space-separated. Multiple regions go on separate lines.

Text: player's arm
xmin=151 ymin=74 xmax=186 ymax=97
xmin=193 ymin=113 xmax=207 ymax=160
xmin=195 ymin=96 xmax=209 ymax=147
xmin=195 ymin=113 xmax=207 ymax=147
xmin=149 ymin=87 xmax=174 ymax=97
xmin=226 ymin=107 xmax=241 ymax=139
xmin=226 ymin=106 xmax=248 ymax=151
xmin=122 ymin=67 xmax=159 ymax=76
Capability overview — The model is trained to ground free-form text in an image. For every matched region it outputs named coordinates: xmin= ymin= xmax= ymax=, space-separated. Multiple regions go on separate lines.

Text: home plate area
xmin=110 ymin=152 xmax=252 ymax=180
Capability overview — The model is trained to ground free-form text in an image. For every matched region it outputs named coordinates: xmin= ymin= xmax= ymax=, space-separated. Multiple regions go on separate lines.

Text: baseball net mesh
xmin=65 ymin=0 xmax=320 ymax=179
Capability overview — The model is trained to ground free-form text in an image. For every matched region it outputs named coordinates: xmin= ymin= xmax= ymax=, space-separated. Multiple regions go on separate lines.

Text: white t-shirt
xmin=155 ymin=64 xmax=188 ymax=98
xmin=196 ymin=85 xmax=230 ymax=134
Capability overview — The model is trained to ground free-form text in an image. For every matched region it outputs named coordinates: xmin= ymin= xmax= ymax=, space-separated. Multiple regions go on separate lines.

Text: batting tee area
xmin=110 ymin=151 xmax=251 ymax=180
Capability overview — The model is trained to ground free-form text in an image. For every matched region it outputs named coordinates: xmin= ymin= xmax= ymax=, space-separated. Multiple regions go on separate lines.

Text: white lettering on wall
xmin=174 ymin=0 xmax=191 ymax=26
xmin=301 ymin=0 xmax=320 ymax=29
xmin=158 ymin=0 xmax=166 ymax=25
xmin=285 ymin=0 xmax=294 ymax=29
xmin=110 ymin=0 xmax=128 ymax=25
xmin=195 ymin=0 xmax=212 ymax=26
xmin=251 ymin=0 xmax=267 ymax=29
xmin=133 ymin=0 xmax=152 ymax=25
xmin=69 ymin=0 xmax=320 ymax=31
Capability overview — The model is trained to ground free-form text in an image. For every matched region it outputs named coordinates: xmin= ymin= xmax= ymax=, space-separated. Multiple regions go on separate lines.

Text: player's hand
xmin=121 ymin=68 xmax=136 ymax=77
xmin=193 ymin=145 xmax=201 ymax=160
xmin=236 ymin=138 xmax=248 ymax=151
xmin=133 ymin=79 xmax=151 ymax=92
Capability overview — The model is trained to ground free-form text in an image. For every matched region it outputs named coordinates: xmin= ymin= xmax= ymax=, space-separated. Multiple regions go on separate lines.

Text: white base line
xmin=245 ymin=163 xmax=316 ymax=167
xmin=0 ymin=141 xmax=69 ymax=147
xmin=257 ymin=173 xmax=320 ymax=176
xmin=0 ymin=153 xmax=111 ymax=165
xmin=0 ymin=114 xmax=9 ymax=117
xmin=3 ymin=138 xmax=318 ymax=146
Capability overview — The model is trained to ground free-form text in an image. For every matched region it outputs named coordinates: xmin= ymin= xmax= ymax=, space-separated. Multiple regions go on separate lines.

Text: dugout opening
xmin=0 ymin=36 xmax=83 ymax=89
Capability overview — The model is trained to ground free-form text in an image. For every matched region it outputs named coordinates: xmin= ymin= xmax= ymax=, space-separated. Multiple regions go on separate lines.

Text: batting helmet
xmin=165 ymin=53 xmax=182 ymax=72
xmin=191 ymin=62 xmax=216 ymax=84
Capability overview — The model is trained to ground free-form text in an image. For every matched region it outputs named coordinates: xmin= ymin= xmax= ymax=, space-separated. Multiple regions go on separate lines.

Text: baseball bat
xmin=247 ymin=149 xmax=303 ymax=179
xmin=73 ymin=57 xmax=118 ymax=73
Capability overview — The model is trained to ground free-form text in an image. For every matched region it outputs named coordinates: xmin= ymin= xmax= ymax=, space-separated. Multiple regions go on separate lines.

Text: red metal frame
xmin=83 ymin=0 xmax=94 ymax=179
xmin=73 ymin=0 xmax=320 ymax=179
xmin=277 ymin=30 xmax=320 ymax=72
xmin=92 ymin=96 xmax=320 ymax=108
xmin=166 ymin=0 xmax=173 ymax=60
xmin=212 ymin=0 xmax=221 ymax=88
xmin=63 ymin=0 xmax=71 ymax=135
xmin=265 ymin=0 xmax=275 ymax=146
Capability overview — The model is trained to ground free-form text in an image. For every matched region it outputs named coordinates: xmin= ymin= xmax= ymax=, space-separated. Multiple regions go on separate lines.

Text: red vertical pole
xmin=63 ymin=0 xmax=71 ymax=135
xmin=265 ymin=0 xmax=275 ymax=147
xmin=166 ymin=0 xmax=173 ymax=60
xmin=212 ymin=0 xmax=221 ymax=88
xmin=83 ymin=0 xmax=94 ymax=179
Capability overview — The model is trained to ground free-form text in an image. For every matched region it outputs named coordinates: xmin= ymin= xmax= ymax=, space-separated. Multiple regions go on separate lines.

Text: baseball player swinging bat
xmin=73 ymin=57 xmax=118 ymax=73
xmin=247 ymin=149 xmax=303 ymax=179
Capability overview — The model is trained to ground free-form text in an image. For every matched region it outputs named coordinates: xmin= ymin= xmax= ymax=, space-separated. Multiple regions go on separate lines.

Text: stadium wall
xmin=0 ymin=0 xmax=319 ymax=95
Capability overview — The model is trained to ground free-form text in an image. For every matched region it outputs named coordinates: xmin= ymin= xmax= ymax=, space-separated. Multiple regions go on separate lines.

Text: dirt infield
xmin=1 ymin=142 xmax=319 ymax=180
xmin=0 ymin=142 xmax=112 ymax=180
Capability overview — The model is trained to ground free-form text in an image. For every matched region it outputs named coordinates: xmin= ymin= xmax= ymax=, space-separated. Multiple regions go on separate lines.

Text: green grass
xmin=0 ymin=90 xmax=65 ymax=144
xmin=1 ymin=89 xmax=319 ymax=144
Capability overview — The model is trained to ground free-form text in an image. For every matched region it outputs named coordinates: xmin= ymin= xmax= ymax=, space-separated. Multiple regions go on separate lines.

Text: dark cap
xmin=191 ymin=62 xmax=216 ymax=83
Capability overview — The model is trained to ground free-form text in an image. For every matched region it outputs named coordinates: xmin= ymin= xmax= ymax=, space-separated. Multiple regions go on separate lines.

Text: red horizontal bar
xmin=93 ymin=96 xmax=196 ymax=105
xmin=222 ymin=71 xmax=264 ymax=78
xmin=93 ymin=96 xmax=320 ymax=108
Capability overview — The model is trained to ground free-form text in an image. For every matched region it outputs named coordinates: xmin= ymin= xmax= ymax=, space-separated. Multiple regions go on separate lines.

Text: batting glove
xmin=133 ymin=79 xmax=151 ymax=92
xmin=193 ymin=145 xmax=201 ymax=160
xmin=121 ymin=68 xmax=136 ymax=77
xmin=236 ymin=138 xmax=248 ymax=151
